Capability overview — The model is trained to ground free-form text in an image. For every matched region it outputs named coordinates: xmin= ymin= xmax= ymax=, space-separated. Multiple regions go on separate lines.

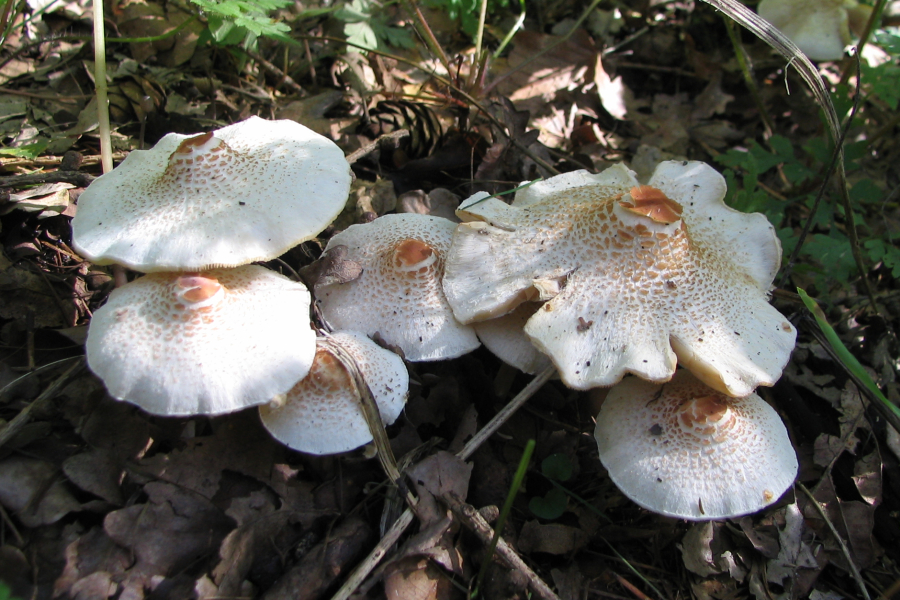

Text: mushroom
xmin=594 ymin=370 xmax=798 ymax=520
xmin=85 ymin=265 xmax=316 ymax=416
xmin=443 ymin=161 xmax=796 ymax=397
xmin=316 ymin=213 xmax=480 ymax=362
xmin=259 ymin=331 xmax=408 ymax=455
xmin=757 ymin=0 xmax=871 ymax=61
xmin=473 ymin=303 xmax=553 ymax=375
xmin=72 ymin=116 xmax=352 ymax=272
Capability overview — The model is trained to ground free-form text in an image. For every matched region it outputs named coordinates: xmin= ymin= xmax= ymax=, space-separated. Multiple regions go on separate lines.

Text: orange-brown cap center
xmin=174 ymin=132 xmax=215 ymax=154
xmin=176 ymin=275 xmax=223 ymax=303
xmin=394 ymin=239 xmax=435 ymax=269
xmin=310 ymin=349 xmax=353 ymax=393
xmin=619 ymin=186 xmax=683 ymax=224
xmin=678 ymin=394 xmax=729 ymax=427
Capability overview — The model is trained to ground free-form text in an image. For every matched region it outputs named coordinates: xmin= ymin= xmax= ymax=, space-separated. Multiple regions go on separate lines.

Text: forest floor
xmin=0 ymin=0 xmax=899 ymax=599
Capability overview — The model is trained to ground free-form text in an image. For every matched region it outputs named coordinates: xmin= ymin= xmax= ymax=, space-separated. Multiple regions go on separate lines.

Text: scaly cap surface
xmin=594 ymin=371 xmax=798 ymax=520
xmin=443 ymin=161 xmax=796 ymax=396
xmin=316 ymin=213 xmax=480 ymax=362
xmin=72 ymin=116 xmax=352 ymax=271
xmin=86 ymin=265 xmax=316 ymax=416
xmin=259 ymin=331 xmax=408 ymax=455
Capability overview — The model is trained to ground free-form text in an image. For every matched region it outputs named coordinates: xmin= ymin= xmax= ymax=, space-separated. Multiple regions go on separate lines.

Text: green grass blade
xmin=798 ymin=288 xmax=900 ymax=420
xmin=471 ymin=438 xmax=535 ymax=598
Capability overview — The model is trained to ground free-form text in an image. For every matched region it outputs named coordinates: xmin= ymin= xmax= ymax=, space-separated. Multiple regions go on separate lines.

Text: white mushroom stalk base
xmin=594 ymin=370 xmax=798 ymax=520
xmin=259 ymin=331 xmax=408 ymax=455
xmin=85 ymin=266 xmax=316 ymax=416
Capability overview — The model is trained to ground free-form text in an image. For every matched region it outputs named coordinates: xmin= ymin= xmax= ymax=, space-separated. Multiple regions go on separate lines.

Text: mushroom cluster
xmin=75 ymin=116 xmax=351 ymax=417
xmin=74 ymin=125 xmax=799 ymax=516
xmin=440 ymin=160 xmax=798 ymax=519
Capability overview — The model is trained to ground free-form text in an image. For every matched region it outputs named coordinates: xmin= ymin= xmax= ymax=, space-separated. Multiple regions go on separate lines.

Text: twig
xmin=0 ymin=170 xmax=95 ymax=189
xmin=614 ymin=573 xmax=653 ymax=600
xmin=345 ymin=130 xmax=410 ymax=166
xmin=458 ymin=365 xmax=555 ymax=460
xmin=329 ymin=365 xmax=556 ymax=600
xmin=0 ymin=357 xmax=85 ymax=450
xmin=444 ymin=491 xmax=561 ymax=600
xmin=797 ymin=483 xmax=871 ymax=600
xmin=242 ymin=48 xmax=306 ymax=96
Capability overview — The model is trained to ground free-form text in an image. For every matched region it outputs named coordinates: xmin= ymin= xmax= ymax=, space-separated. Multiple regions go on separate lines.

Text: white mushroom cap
xmin=316 ymin=213 xmax=480 ymax=362
xmin=594 ymin=371 xmax=798 ymax=520
xmin=757 ymin=0 xmax=850 ymax=61
xmin=473 ymin=303 xmax=553 ymax=375
xmin=259 ymin=331 xmax=408 ymax=455
xmin=443 ymin=161 xmax=796 ymax=397
xmin=72 ymin=116 xmax=352 ymax=272
xmin=85 ymin=265 xmax=316 ymax=416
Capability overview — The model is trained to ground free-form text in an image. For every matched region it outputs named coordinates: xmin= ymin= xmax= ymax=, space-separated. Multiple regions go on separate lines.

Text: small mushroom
xmin=259 ymin=331 xmax=408 ymax=455
xmin=316 ymin=213 xmax=480 ymax=362
xmin=757 ymin=0 xmax=871 ymax=61
xmin=594 ymin=370 xmax=798 ymax=520
xmin=473 ymin=303 xmax=553 ymax=375
xmin=443 ymin=161 xmax=795 ymax=397
xmin=86 ymin=265 xmax=316 ymax=416
xmin=72 ymin=116 xmax=352 ymax=272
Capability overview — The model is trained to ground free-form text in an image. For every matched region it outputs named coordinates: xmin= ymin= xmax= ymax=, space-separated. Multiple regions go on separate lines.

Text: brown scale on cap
xmin=308 ymin=349 xmax=353 ymax=394
xmin=393 ymin=239 xmax=436 ymax=276
xmin=676 ymin=394 xmax=735 ymax=445
xmin=176 ymin=275 xmax=223 ymax=304
xmin=619 ymin=186 xmax=684 ymax=224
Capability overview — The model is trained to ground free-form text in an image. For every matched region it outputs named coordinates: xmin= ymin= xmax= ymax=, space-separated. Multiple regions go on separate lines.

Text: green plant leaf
xmin=0 ymin=140 xmax=48 ymax=159
xmin=540 ymin=453 xmax=573 ymax=482
xmin=864 ymin=239 xmax=900 ymax=278
xmin=861 ymin=61 xmax=900 ymax=110
xmin=529 ymin=488 xmax=568 ymax=520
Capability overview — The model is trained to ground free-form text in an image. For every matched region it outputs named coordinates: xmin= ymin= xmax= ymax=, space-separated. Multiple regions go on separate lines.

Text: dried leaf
xmin=0 ymin=456 xmax=81 ymax=527
xmin=852 ymin=450 xmax=882 ymax=505
xmin=517 ymin=521 xmax=588 ymax=555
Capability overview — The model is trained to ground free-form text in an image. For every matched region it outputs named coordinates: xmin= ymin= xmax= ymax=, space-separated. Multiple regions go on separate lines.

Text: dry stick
xmin=92 ymin=0 xmax=112 ymax=175
xmin=444 ymin=492 xmax=561 ymax=600
xmin=345 ymin=130 xmax=411 ymax=167
xmin=330 ymin=365 xmax=556 ymax=600
xmin=321 ymin=334 xmax=403 ymax=486
xmin=797 ymin=483 xmax=871 ymax=600
xmin=242 ymin=48 xmax=306 ymax=96
xmin=614 ymin=573 xmax=653 ymax=600
xmin=0 ymin=357 xmax=85 ymax=450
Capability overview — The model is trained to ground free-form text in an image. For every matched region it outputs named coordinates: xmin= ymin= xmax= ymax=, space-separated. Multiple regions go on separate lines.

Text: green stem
xmin=798 ymin=288 xmax=900 ymax=424
xmin=471 ymin=439 xmax=535 ymax=598
xmin=93 ymin=0 xmax=112 ymax=174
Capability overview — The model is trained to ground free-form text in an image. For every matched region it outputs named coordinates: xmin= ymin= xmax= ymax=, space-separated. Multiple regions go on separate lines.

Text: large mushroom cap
xmin=72 ymin=116 xmax=352 ymax=272
xmin=443 ymin=161 xmax=796 ymax=397
xmin=316 ymin=213 xmax=480 ymax=362
xmin=86 ymin=265 xmax=316 ymax=416
xmin=757 ymin=0 xmax=850 ymax=61
xmin=594 ymin=371 xmax=798 ymax=520
xmin=259 ymin=331 xmax=408 ymax=455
